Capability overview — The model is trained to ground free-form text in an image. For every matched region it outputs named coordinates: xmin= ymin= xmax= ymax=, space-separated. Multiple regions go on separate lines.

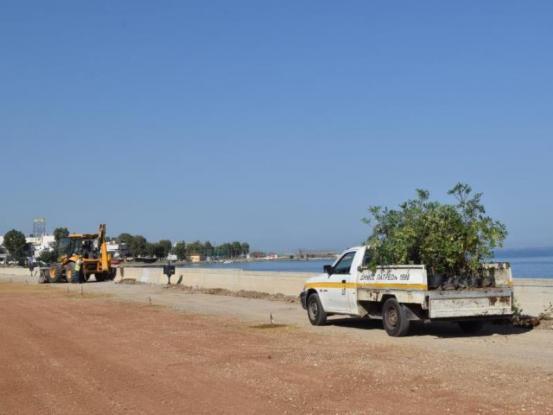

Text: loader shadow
xmin=327 ymin=317 xmax=534 ymax=338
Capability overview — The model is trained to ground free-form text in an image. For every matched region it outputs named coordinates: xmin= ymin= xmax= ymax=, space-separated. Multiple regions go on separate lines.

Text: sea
xmin=180 ymin=255 xmax=553 ymax=278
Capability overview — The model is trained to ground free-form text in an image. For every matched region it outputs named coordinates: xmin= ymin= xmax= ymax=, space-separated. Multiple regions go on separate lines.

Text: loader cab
xmin=57 ymin=236 xmax=98 ymax=259
xmin=57 ymin=237 xmax=83 ymax=258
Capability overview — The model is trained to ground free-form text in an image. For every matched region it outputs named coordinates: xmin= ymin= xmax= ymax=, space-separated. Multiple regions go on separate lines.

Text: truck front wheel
xmin=307 ymin=293 xmax=327 ymax=326
xmin=382 ymin=298 xmax=410 ymax=337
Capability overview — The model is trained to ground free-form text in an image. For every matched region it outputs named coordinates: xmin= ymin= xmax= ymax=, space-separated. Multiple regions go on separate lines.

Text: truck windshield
xmin=333 ymin=252 xmax=356 ymax=274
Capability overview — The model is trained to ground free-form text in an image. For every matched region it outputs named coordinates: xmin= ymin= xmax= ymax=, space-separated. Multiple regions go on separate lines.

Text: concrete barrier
xmin=1 ymin=266 xmax=552 ymax=316
xmin=119 ymin=266 xmax=311 ymax=296
xmin=513 ymin=279 xmax=553 ymax=316
xmin=0 ymin=267 xmax=32 ymax=278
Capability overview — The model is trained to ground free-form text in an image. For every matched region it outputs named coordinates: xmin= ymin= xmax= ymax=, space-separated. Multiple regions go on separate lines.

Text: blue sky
xmin=1 ymin=1 xmax=552 ymax=251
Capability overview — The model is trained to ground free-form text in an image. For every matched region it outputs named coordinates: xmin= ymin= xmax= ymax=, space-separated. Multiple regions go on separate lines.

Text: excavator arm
xmin=98 ymin=224 xmax=110 ymax=272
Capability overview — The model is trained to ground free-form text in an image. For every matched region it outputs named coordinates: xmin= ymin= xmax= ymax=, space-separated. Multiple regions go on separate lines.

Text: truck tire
xmin=458 ymin=321 xmax=484 ymax=334
xmin=48 ymin=265 xmax=64 ymax=283
xmin=95 ymin=273 xmax=106 ymax=282
xmin=307 ymin=293 xmax=327 ymax=326
xmin=382 ymin=298 xmax=410 ymax=337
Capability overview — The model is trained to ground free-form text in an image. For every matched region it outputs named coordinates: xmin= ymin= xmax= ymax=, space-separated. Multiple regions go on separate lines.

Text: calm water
xmin=494 ymin=256 xmax=553 ymax=278
xmin=179 ymin=256 xmax=553 ymax=278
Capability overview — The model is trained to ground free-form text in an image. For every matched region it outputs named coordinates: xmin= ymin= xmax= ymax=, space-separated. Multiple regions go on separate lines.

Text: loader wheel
xmin=108 ymin=268 xmax=117 ymax=280
xmin=458 ymin=321 xmax=484 ymax=334
xmin=38 ymin=269 xmax=49 ymax=284
xmin=95 ymin=273 xmax=106 ymax=282
xmin=48 ymin=265 xmax=64 ymax=283
xmin=70 ymin=268 xmax=82 ymax=284
xmin=382 ymin=298 xmax=410 ymax=337
xmin=307 ymin=293 xmax=327 ymax=326
xmin=64 ymin=264 xmax=78 ymax=283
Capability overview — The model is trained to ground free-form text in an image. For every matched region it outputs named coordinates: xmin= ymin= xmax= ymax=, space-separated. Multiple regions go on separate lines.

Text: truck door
xmin=321 ymin=251 xmax=356 ymax=313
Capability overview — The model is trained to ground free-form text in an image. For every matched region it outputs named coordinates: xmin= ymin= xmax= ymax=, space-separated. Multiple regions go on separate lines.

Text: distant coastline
xmin=495 ymin=247 xmax=553 ymax=258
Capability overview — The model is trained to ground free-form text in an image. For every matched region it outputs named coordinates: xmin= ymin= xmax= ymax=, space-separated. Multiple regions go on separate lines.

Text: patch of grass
xmin=64 ymin=291 xmax=114 ymax=301
xmin=249 ymin=323 xmax=289 ymax=329
xmin=166 ymin=284 xmax=298 ymax=303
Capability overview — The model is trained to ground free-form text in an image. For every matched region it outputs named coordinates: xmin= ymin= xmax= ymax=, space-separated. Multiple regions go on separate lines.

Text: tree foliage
xmin=117 ymin=233 xmax=134 ymax=248
xmin=157 ymin=240 xmax=172 ymax=258
xmin=38 ymin=249 xmax=58 ymax=264
xmin=363 ymin=184 xmax=507 ymax=279
xmin=172 ymin=241 xmax=187 ymax=260
xmin=129 ymin=235 xmax=148 ymax=257
xmin=53 ymin=227 xmax=69 ymax=242
xmin=116 ymin=233 xmax=251 ymax=260
xmin=3 ymin=229 xmax=28 ymax=264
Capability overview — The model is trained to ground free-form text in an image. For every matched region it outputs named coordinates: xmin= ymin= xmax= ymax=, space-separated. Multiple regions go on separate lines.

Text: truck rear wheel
xmin=458 ymin=321 xmax=484 ymax=334
xmin=307 ymin=293 xmax=327 ymax=326
xmin=95 ymin=273 xmax=106 ymax=282
xmin=382 ymin=298 xmax=410 ymax=337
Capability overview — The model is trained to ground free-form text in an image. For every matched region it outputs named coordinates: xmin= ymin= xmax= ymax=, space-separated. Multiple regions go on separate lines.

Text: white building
xmin=26 ymin=235 xmax=56 ymax=257
xmin=0 ymin=246 xmax=7 ymax=264
xmin=0 ymin=234 xmax=56 ymax=261
xmin=106 ymin=242 xmax=129 ymax=258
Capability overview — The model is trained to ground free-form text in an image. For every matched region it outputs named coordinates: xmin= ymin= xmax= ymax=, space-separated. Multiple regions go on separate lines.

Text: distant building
xmin=0 ymin=246 xmax=8 ymax=264
xmin=26 ymin=235 xmax=56 ymax=257
xmin=0 ymin=233 xmax=54 ymax=260
xmin=106 ymin=242 xmax=129 ymax=258
xmin=32 ymin=217 xmax=47 ymax=237
xmin=188 ymin=254 xmax=204 ymax=263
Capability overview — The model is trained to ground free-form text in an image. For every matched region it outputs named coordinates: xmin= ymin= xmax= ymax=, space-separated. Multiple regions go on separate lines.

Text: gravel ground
xmin=1 ymin=279 xmax=553 ymax=414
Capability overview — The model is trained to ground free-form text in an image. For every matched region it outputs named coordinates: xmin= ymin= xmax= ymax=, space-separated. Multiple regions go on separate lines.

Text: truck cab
xmin=300 ymin=246 xmax=513 ymax=336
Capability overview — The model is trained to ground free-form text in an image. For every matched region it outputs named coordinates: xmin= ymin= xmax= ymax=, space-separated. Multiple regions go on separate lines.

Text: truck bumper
xmin=300 ymin=291 xmax=308 ymax=310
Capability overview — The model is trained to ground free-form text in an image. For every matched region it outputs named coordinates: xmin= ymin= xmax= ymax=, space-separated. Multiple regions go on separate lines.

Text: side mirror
xmin=323 ymin=265 xmax=333 ymax=275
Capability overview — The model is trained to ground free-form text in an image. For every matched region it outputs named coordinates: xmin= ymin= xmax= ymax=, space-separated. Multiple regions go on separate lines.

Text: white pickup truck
xmin=300 ymin=246 xmax=513 ymax=336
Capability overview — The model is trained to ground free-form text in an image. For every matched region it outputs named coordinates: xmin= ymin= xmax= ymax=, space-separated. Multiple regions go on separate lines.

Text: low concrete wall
xmin=0 ymin=267 xmax=31 ymax=278
xmin=119 ymin=266 xmax=310 ymax=296
xmin=513 ymin=279 xmax=553 ymax=316
xmin=1 ymin=266 xmax=552 ymax=316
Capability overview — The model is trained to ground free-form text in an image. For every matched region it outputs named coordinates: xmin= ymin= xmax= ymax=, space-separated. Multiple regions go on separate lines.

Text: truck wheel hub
xmin=386 ymin=307 xmax=398 ymax=326
xmin=308 ymin=300 xmax=318 ymax=319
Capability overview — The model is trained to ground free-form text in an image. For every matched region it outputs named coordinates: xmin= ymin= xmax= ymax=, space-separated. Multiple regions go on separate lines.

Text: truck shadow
xmin=327 ymin=317 xmax=534 ymax=338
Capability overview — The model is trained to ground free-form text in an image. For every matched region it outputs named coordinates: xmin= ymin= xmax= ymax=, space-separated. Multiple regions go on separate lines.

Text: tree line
xmin=1 ymin=226 xmax=251 ymax=264
xmin=172 ymin=240 xmax=250 ymax=260
xmin=1 ymin=227 xmax=69 ymax=265
xmin=116 ymin=234 xmax=250 ymax=260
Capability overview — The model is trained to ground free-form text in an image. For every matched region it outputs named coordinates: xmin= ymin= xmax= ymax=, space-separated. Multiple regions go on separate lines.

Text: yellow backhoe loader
xmin=45 ymin=224 xmax=116 ymax=283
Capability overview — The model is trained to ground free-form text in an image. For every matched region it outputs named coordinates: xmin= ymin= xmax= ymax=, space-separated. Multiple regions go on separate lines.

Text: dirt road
xmin=1 ymin=282 xmax=552 ymax=414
